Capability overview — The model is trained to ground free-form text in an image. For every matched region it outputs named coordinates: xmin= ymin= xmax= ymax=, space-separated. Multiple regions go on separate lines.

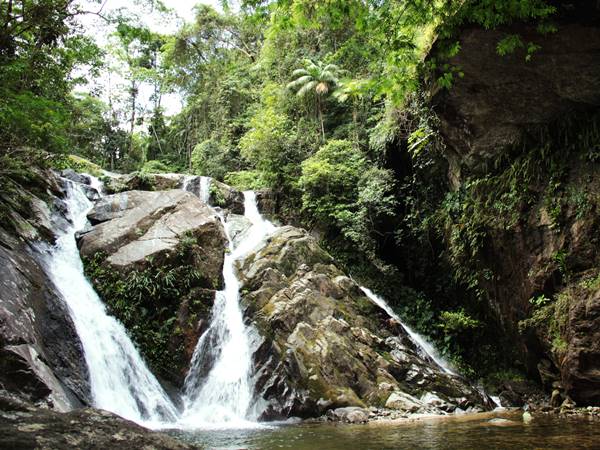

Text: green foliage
xmin=224 ymin=170 xmax=268 ymax=191
xmin=529 ymin=294 xmax=551 ymax=308
xmin=191 ymin=139 xmax=237 ymax=180
xmin=299 ymin=139 xmax=364 ymax=224
xmin=140 ymin=160 xmax=173 ymax=174
xmin=52 ymin=154 xmax=104 ymax=177
xmin=439 ymin=309 xmax=481 ymax=334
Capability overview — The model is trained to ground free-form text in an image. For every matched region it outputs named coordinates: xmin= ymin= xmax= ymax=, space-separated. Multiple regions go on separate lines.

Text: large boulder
xmin=238 ymin=226 xmax=489 ymax=419
xmin=78 ymin=189 xmax=227 ymax=385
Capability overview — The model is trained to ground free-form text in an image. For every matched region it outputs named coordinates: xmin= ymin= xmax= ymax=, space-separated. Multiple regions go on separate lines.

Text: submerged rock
xmin=238 ymin=226 xmax=490 ymax=419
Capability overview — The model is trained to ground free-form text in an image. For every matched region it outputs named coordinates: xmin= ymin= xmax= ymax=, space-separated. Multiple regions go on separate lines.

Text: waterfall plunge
xmin=179 ymin=191 xmax=275 ymax=429
xmin=36 ymin=181 xmax=179 ymax=427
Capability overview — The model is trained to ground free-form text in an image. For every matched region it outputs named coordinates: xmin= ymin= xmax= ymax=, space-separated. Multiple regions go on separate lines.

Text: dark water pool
xmin=168 ymin=412 xmax=600 ymax=449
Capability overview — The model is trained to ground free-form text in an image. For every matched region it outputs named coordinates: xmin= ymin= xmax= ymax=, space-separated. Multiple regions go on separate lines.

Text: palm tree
xmin=287 ymin=59 xmax=341 ymax=140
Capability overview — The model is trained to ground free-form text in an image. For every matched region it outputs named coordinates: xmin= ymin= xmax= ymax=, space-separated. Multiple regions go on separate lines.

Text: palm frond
xmin=297 ymin=80 xmax=318 ymax=97
xmin=286 ymin=75 xmax=314 ymax=91
xmin=291 ymin=68 xmax=310 ymax=77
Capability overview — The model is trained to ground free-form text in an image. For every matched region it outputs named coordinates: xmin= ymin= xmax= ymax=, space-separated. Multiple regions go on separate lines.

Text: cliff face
xmin=434 ymin=3 xmax=600 ymax=187
xmin=432 ymin=3 xmax=600 ymax=404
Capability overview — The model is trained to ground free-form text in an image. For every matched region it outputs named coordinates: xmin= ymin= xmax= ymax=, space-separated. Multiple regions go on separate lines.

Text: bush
xmin=191 ymin=139 xmax=237 ymax=180
xmin=140 ymin=159 xmax=173 ymax=174
xmin=298 ymin=139 xmax=364 ymax=224
xmin=52 ymin=154 xmax=104 ymax=177
xmin=224 ymin=170 xmax=268 ymax=191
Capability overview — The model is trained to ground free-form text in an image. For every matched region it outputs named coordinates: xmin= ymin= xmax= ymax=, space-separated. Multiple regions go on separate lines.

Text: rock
xmin=78 ymin=189 xmax=227 ymax=385
xmin=497 ymin=381 xmax=542 ymax=408
xmin=239 ymin=226 xmax=490 ymax=419
xmin=561 ymin=397 xmax=576 ymax=410
xmin=432 ymin=3 xmax=600 ymax=184
xmin=430 ymin=2 xmax=600 ymax=406
xmin=522 ymin=411 xmax=533 ymax=423
xmin=227 ymin=214 xmax=253 ymax=248
xmin=209 ymin=180 xmax=244 ymax=214
xmin=326 ymin=407 xmax=370 ymax=424
xmin=488 ymin=418 xmax=518 ymax=426
xmin=0 ymin=391 xmax=197 ymax=449
xmin=80 ymin=190 xmax=225 ymax=277
xmin=385 ymin=392 xmax=423 ymax=412
xmin=551 ymin=389 xmax=563 ymax=408
xmin=255 ymin=189 xmax=278 ymax=222
xmin=103 ymin=172 xmax=185 ymax=194
xmin=0 ymin=170 xmax=90 ymax=411
xmin=60 ymin=169 xmax=91 ymax=186
xmin=561 ymin=288 xmax=600 ymax=405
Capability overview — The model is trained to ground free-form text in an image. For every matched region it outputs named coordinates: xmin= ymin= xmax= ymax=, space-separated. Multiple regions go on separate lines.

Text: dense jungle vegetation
xmin=1 ymin=0 xmax=570 ymax=383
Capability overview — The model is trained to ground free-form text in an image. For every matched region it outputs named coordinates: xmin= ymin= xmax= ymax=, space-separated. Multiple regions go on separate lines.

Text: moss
xmin=51 ymin=154 xmax=104 ymax=177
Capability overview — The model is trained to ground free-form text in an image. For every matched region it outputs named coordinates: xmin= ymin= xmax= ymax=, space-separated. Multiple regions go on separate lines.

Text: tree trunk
xmin=317 ymin=95 xmax=325 ymax=141
xmin=129 ymin=79 xmax=137 ymax=157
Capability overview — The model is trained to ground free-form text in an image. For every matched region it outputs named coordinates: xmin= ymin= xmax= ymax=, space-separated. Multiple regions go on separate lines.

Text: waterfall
xmin=179 ymin=191 xmax=276 ymax=428
xmin=35 ymin=180 xmax=179 ymax=427
xmin=182 ymin=175 xmax=211 ymax=204
xmin=360 ymin=287 xmax=456 ymax=375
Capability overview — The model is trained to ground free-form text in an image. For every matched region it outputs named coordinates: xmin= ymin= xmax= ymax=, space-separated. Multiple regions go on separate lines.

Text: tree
xmin=286 ymin=59 xmax=342 ymax=140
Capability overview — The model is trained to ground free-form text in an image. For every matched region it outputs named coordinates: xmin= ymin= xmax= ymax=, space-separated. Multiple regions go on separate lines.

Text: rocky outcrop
xmin=238 ymin=226 xmax=490 ymax=419
xmin=0 ymin=391 xmax=197 ymax=449
xmin=562 ymin=286 xmax=600 ymax=405
xmin=78 ymin=189 xmax=227 ymax=385
xmin=102 ymin=172 xmax=185 ymax=194
xmin=433 ymin=3 xmax=600 ymax=186
xmin=0 ymin=170 xmax=90 ymax=411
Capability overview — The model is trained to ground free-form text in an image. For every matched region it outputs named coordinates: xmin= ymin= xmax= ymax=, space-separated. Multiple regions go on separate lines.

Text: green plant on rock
xmin=82 ymin=241 xmax=209 ymax=383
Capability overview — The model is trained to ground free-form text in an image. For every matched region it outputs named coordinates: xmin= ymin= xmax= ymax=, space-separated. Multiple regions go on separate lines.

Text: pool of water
xmin=169 ymin=412 xmax=600 ymax=449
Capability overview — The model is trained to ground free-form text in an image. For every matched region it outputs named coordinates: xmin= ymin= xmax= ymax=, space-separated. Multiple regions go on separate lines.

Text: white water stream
xmin=179 ymin=191 xmax=276 ymax=429
xmin=360 ymin=287 xmax=457 ymax=375
xmin=36 ymin=181 xmax=179 ymax=427
xmin=182 ymin=175 xmax=211 ymax=204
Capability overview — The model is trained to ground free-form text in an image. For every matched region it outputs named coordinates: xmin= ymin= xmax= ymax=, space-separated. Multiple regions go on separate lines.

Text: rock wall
xmin=432 ymin=3 xmax=600 ymax=404
xmin=434 ymin=3 xmax=600 ymax=187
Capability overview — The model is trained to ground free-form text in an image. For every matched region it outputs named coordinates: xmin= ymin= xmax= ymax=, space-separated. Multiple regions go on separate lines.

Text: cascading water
xmin=36 ymin=180 xmax=179 ymax=427
xmin=179 ymin=191 xmax=276 ymax=428
xmin=182 ymin=175 xmax=211 ymax=204
xmin=360 ymin=287 xmax=456 ymax=375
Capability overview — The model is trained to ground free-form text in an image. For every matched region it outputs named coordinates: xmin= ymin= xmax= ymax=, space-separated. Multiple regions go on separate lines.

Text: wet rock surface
xmin=238 ymin=226 xmax=490 ymax=419
xmin=0 ymin=171 xmax=90 ymax=411
xmin=0 ymin=391 xmax=197 ymax=450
